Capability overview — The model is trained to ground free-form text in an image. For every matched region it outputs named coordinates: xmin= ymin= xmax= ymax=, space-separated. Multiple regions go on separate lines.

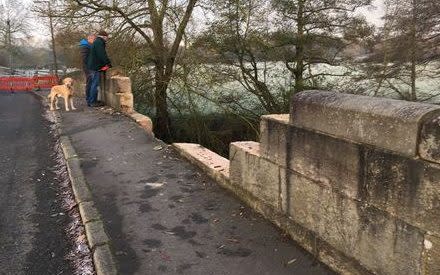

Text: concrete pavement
xmin=59 ymin=98 xmax=335 ymax=275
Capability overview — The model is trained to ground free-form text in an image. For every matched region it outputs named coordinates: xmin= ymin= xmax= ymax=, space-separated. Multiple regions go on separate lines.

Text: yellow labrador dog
xmin=48 ymin=77 xmax=76 ymax=111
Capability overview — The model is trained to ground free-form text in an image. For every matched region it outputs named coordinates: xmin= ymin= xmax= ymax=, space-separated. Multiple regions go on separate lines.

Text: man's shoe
xmin=89 ymin=102 xmax=105 ymax=107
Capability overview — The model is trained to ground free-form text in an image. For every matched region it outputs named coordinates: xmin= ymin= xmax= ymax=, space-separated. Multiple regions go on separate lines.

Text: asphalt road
xmin=0 ymin=92 xmax=74 ymax=274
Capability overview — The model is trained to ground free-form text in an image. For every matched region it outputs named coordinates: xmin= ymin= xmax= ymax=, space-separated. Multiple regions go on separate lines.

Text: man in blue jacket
xmin=87 ymin=30 xmax=112 ymax=107
xmin=79 ymin=34 xmax=95 ymax=104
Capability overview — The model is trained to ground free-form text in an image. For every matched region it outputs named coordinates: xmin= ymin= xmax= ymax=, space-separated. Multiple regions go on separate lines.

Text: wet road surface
xmin=0 ymin=92 xmax=74 ymax=275
xmin=61 ymin=100 xmax=336 ymax=275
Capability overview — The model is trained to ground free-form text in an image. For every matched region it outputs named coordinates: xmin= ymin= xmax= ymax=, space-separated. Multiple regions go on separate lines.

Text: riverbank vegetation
xmin=32 ymin=0 xmax=440 ymax=155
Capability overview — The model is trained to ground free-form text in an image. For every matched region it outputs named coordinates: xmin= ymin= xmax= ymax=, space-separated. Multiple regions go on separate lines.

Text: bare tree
xmin=272 ymin=0 xmax=372 ymax=93
xmin=50 ymin=0 xmax=198 ymax=140
xmin=374 ymin=0 xmax=440 ymax=101
xmin=202 ymin=0 xmax=285 ymax=113
xmin=0 ymin=0 xmax=30 ymax=71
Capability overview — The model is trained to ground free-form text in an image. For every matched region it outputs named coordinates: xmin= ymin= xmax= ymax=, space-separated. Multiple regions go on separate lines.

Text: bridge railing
xmin=0 ymin=75 xmax=59 ymax=91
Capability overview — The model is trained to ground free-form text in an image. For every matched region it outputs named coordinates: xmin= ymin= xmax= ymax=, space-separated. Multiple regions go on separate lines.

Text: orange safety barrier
xmin=0 ymin=75 xmax=59 ymax=91
xmin=33 ymin=75 xmax=60 ymax=90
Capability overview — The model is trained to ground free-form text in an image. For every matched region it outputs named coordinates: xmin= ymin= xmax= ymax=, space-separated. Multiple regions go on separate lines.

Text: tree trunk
xmin=154 ymin=64 xmax=172 ymax=141
xmin=294 ymin=0 xmax=305 ymax=94
xmin=6 ymin=19 xmax=12 ymax=75
xmin=150 ymin=0 xmax=196 ymax=141
xmin=410 ymin=0 xmax=417 ymax=101
xmin=48 ymin=2 xmax=58 ymax=79
xmin=410 ymin=51 xmax=417 ymax=101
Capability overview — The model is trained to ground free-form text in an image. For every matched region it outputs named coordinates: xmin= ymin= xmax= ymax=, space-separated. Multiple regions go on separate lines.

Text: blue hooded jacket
xmin=79 ymin=39 xmax=91 ymax=73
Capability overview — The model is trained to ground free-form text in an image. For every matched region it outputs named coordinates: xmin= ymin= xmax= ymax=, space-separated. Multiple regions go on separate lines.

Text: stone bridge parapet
xmin=101 ymin=74 xmax=153 ymax=134
xmin=102 ymin=75 xmax=134 ymax=114
xmin=230 ymin=91 xmax=440 ymax=274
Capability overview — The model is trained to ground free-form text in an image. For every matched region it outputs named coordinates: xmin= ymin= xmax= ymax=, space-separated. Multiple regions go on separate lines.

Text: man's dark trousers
xmin=85 ymin=71 xmax=93 ymax=103
xmin=87 ymin=71 xmax=100 ymax=106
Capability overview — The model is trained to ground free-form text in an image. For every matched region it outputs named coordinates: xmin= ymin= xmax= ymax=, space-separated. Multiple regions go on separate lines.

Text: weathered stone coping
xmin=102 ymin=75 xmax=154 ymax=136
xmin=172 ymin=143 xmax=229 ymax=186
xmin=291 ymin=91 xmax=440 ymax=158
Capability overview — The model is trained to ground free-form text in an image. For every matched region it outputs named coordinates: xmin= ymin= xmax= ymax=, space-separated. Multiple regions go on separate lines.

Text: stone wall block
xmin=230 ymin=142 xmax=281 ymax=210
xmin=224 ymin=91 xmax=440 ymax=274
xmin=287 ymin=171 xmax=424 ymax=275
xmin=279 ymin=168 xmax=288 ymax=213
xmin=422 ymin=234 xmax=440 ymax=274
xmin=260 ymin=115 xmax=289 ymax=166
xmin=131 ymin=113 xmax=153 ymax=133
xmin=75 ymin=83 xmax=86 ymax=98
xmin=102 ymin=76 xmax=134 ymax=113
xmin=288 ymin=126 xmax=361 ymax=200
xmin=290 ymin=90 xmax=440 ymax=157
xmin=363 ymin=148 xmax=440 ymax=235
xmin=117 ymin=92 xmax=134 ymax=113
xmin=287 ymin=172 xmax=360 ymax=256
xmin=419 ymin=114 xmax=440 ymax=164
xmin=230 ymin=142 xmax=248 ymax=190
xmin=103 ymin=88 xmax=116 ymax=108
xmin=111 ymin=76 xmax=132 ymax=94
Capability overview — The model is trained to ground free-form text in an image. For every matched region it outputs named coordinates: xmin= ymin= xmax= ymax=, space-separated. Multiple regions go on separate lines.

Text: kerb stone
xmin=93 ymin=245 xmax=117 ymax=275
xmin=85 ymin=220 xmax=109 ymax=249
xmin=60 ymin=136 xmax=77 ymax=159
xmin=71 ymin=175 xmax=92 ymax=203
xmin=79 ymin=201 xmax=101 ymax=224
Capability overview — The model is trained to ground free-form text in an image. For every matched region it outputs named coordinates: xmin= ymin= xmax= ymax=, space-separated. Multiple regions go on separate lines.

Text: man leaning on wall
xmin=86 ymin=30 xmax=112 ymax=107
xmin=79 ymin=33 xmax=96 ymax=105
